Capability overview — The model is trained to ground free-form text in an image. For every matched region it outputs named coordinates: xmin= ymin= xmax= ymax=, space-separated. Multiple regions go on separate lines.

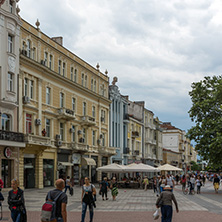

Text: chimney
xmin=51 ymin=37 xmax=63 ymax=46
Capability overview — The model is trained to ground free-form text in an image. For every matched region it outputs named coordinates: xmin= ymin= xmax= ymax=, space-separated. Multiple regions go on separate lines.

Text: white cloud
xmin=18 ymin=0 xmax=222 ymax=131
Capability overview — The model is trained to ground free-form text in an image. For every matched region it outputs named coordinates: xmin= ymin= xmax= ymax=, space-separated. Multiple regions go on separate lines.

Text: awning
xmin=58 ymin=162 xmax=73 ymax=166
xmin=82 ymin=157 xmax=96 ymax=166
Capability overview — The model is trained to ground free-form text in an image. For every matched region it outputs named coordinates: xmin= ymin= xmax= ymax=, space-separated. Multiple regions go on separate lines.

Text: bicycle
xmin=183 ymin=184 xmax=195 ymax=195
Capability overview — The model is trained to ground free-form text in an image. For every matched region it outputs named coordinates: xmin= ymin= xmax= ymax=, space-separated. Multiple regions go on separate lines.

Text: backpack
xmin=41 ymin=191 xmax=63 ymax=222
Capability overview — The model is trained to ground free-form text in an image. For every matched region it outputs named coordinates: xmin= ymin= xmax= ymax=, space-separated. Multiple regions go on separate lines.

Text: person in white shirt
xmin=166 ymin=174 xmax=175 ymax=192
xmin=196 ymin=176 xmax=202 ymax=194
xmin=189 ymin=174 xmax=196 ymax=194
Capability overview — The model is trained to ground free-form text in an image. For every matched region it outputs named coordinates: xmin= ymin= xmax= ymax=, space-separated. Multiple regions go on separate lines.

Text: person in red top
xmin=0 ymin=178 xmax=4 ymax=191
xmin=8 ymin=179 xmax=26 ymax=222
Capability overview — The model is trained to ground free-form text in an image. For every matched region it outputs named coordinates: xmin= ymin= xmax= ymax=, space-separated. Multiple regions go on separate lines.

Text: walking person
xmin=100 ymin=177 xmax=109 ymax=200
xmin=8 ymin=179 xmax=27 ymax=222
xmin=81 ymin=177 xmax=96 ymax=222
xmin=159 ymin=175 xmax=166 ymax=193
xmin=64 ymin=176 xmax=72 ymax=194
xmin=181 ymin=175 xmax=186 ymax=192
xmin=156 ymin=185 xmax=179 ymax=222
xmin=189 ymin=175 xmax=195 ymax=194
xmin=213 ymin=174 xmax=220 ymax=194
xmin=45 ymin=179 xmax=67 ymax=222
xmin=0 ymin=178 xmax=3 ymax=191
xmin=166 ymin=174 xmax=175 ymax=192
xmin=110 ymin=177 xmax=118 ymax=201
xmin=153 ymin=176 xmax=157 ymax=194
xmin=196 ymin=176 xmax=202 ymax=194
xmin=143 ymin=176 xmax=149 ymax=191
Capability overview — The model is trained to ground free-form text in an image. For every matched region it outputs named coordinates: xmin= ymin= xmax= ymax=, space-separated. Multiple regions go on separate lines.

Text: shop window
xmin=1 ymin=159 xmax=12 ymax=188
xmin=26 ymin=114 xmax=32 ymax=134
xmin=1 ymin=114 xmax=11 ymax=131
xmin=24 ymin=158 xmax=35 ymax=188
xmin=43 ymin=159 xmax=54 ymax=187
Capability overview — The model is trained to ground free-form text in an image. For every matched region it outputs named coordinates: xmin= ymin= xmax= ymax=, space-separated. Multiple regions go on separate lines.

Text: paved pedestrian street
xmin=1 ymin=181 xmax=222 ymax=222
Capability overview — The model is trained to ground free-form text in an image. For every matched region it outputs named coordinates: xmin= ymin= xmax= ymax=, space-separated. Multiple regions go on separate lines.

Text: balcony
xmin=145 ymin=123 xmax=156 ymax=130
xmin=145 ymin=138 xmax=156 ymax=145
xmin=133 ymin=150 xmax=140 ymax=156
xmin=132 ymin=131 xmax=139 ymax=138
xmin=24 ymin=134 xmax=51 ymax=147
xmin=81 ymin=115 xmax=96 ymax=127
xmin=57 ymin=108 xmax=75 ymax=120
xmin=99 ymin=146 xmax=116 ymax=156
xmin=123 ymin=147 xmax=130 ymax=154
xmin=70 ymin=142 xmax=89 ymax=152
xmin=0 ymin=130 xmax=24 ymax=143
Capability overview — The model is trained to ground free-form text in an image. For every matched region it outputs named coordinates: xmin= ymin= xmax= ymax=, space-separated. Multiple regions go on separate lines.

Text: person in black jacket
xmin=8 ymin=179 xmax=26 ymax=222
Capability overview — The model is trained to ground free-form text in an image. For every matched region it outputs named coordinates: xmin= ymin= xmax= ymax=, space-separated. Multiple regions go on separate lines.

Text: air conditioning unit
xmin=35 ymin=119 xmax=41 ymax=125
xmin=40 ymin=60 xmax=45 ymax=65
xmin=57 ymin=140 xmax=62 ymax=147
xmin=55 ymin=134 xmax=61 ymax=140
xmin=21 ymin=49 xmax=27 ymax=56
xmin=23 ymin=96 xmax=30 ymax=104
xmin=70 ymin=128 xmax=75 ymax=133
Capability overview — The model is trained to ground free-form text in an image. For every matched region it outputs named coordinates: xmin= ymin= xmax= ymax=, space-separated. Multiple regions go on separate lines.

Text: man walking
xmin=166 ymin=174 xmax=175 ymax=191
xmin=100 ymin=177 xmax=109 ymax=200
xmin=45 ymin=179 xmax=67 ymax=222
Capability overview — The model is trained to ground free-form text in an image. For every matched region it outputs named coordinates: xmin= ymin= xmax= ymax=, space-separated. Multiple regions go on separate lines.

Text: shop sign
xmin=4 ymin=147 xmax=12 ymax=158
xmin=72 ymin=153 xmax=81 ymax=164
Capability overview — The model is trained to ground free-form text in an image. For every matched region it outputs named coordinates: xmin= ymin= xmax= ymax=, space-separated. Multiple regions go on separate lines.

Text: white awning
xmin=82 ymin=157 xmax=96 ymax=166
xmin=58 ymin=162 xmax=73 ymax=166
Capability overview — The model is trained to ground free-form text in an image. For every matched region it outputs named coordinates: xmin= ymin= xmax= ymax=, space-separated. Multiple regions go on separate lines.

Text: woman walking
xmin=196 ymin=176 xmax=202 ymax=194
xmin=110 ymin=177 xmax=118 ymax=201
xmin=181 ymin=175 xmax=186 ymax=192
xmin=213 ymin=174 xmax=220 ymax=194
xmin=156 ymin=185 xmax=179 ymax=222
xmin=159 ymin=175 xmax=166 ymax=193
xmin=81 ymin=177 xmax=96 ymax=222
xmin=8 ymin=179 xmax=26 ymax=222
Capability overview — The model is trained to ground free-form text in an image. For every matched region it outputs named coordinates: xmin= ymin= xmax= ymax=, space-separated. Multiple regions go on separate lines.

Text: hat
xmin=164 ymin=185 xmax=172 ymax=190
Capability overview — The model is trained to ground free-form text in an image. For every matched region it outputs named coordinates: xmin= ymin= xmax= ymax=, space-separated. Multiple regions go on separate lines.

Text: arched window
xmin=1 ymin=114 xmax=11 ymax=131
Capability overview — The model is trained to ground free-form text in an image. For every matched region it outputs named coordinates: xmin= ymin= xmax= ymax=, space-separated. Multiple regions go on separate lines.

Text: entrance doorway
xmin=24 ymin=158 xmax=35 ymax=188
xmin=1 ymin=159 xmax=12 ymax=188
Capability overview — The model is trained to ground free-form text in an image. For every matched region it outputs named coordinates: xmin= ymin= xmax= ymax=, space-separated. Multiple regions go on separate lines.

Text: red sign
xmin=0 ymin=0 xmax=6 ymax=6
xmin=4 ymin=147 xmax=12 ymax=158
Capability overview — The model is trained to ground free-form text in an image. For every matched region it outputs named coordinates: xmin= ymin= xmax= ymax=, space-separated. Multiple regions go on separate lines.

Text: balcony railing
xmin=57 ymin=108 xmax=75 ymax=120
xmin=70 ymin=142 xmax=89 ymax=152
xmin=0 ymin=130 xmax=24 ymax=142
xmin=81 ymin=115 xmax=96 ymax=126
xmin=24 ymin=134 xmax=51 ymax=146
xmin=99 ymin=146 xmax=116 ymax=155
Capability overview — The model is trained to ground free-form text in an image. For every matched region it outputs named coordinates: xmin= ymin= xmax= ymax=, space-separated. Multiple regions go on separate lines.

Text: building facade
xmin=0 ymin=0 xmax=25 ymax=188
xmin=18 ymin=19 xmax=115 ymax=188
xmin=109 ymin=77 xmax=128 ymax=165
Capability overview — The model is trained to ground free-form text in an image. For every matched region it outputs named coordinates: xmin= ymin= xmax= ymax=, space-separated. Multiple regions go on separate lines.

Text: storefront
xmin=57 ymin=149 xmax=72 ymax=179
xmin=24 ymin=155 xmax=35 ymax=188
xmin=72 ymin=153 xmax=81 ymax=184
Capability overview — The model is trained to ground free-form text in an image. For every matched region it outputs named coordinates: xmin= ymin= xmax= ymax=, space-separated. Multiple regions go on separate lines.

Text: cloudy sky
xmin=18 ymin=0 xmax=222 ymax=133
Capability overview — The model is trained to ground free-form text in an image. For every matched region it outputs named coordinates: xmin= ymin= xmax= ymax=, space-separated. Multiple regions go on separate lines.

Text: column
xmin=36 ymin=151 xmax=44 ymax=189
xmin=18 ymin=148 xmax=25 ymax=189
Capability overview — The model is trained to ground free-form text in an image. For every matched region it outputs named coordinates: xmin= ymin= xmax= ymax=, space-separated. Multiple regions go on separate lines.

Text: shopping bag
xmin=153 ymin=208 xmax=160 ymax=220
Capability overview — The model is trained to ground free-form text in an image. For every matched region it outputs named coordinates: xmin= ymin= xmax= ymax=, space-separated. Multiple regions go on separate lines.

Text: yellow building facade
xmin=18 ymin=19 xmax=115 ymax=188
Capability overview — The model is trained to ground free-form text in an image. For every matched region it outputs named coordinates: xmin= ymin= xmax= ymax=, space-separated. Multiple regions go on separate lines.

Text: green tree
xmin=190 ymin=161 xmax=202 ymax=171
xmin=187 ymin=75 xmax=222 ymax=168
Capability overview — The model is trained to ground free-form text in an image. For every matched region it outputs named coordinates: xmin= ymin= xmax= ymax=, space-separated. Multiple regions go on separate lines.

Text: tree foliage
xmin=190 ymin=161 xmax=202 ymax=171
xmin=187 ymin=75 xmax=222 ymax=168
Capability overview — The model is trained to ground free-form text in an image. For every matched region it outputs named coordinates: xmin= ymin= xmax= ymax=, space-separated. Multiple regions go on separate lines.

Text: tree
xmin=187 ymin=75 xmax=222 ymax=168
xmin=190 ymin=161 xmax=202 ymax=171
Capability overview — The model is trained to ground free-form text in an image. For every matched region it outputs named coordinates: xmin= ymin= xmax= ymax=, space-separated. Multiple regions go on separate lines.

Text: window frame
xmin=46 ymin=87 xmax=51 ymax=105
xmin=8 ymin=34 xmax=13 ymax=53
xmin=7 ymin=73 xmax=13 ymax=92
xmin=45 ymin=118 xmax=50 ymax=137
xmin=60 ymin=92 xmax=64 ymax=108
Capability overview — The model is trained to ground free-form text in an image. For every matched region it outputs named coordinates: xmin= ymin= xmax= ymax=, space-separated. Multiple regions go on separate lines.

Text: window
xmin=30 ymin=80 xmax=34 ymax=99
xmin=102 ymin=133 xmax=105 ymax=146
xmin=71 ymin=125 xmax=75 ymax=142
xmin=46 ymin=119 xmax=50 ymax=137
xmin=62 ymin=62 xmax=65 ymax=76
xmin=72 ymin=98 xmax=75 ymax=111
xmin=58 ymin=60 xmax=61 ymax=74
xmin=71 ymin=67 xmax=74 ymax=81
xmin=74 ymin=69 xmax=77 ymax=82
xmin=60 ymin=92 xmax=64 ymax=108
xmin=81 ymin=73 xmax=84 ymax=86
xmin=27 ymin=40 xmax=31 ymax=57
xmin=92 ymin=106 xmax=95 ymax=118
xmin=26 ymin=114 xmax=32 ymax=134
xmin=83 ymin=102 xmax=86 ymax=116
xmin=32 ymin=48 xmax=36 ymax=60
xmin=9 ymin=0 xmax=13 ymax=13
xmin=101 ymin=110 xmax=105 ymax=123
xmin=1 ymin=114 xmax=11 ymax=131
xmin=49 ymin=55 xmax=53 ymax=69
xmin=92 ymin=130 xmax=96 ymax=146
xmin=94 ymin=80 xmax=96 ymax=92
xmin=91 ymin=79 xmax=93 ymax=91
xmin=46 ymin=87 xmax=51 ymax=105
xmin=7 ymin=73 xmax=13 ymax=92
xmin=24 ymin=78 xmax=28 ymax=96
xmin=82 ymin=128 xmax=86 ymax=143
xmin=44 ymin=52 xmax=48 ymax=66
xmin=8 ymin=35 xmax=13 ymax=53
xmin=60 ymin=122 xmax=64 ymax=141
xmin=84 ymin=75 xmax=87 ymax=88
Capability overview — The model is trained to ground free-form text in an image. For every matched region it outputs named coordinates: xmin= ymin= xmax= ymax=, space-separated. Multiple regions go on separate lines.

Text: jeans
xmin=102 ymin=190 xmax=107 ymax=199
xmin=161 ymin=205 xmax=173 ymax=222
xmin=64 ymin=185 xmax=71 ymax=193
xmin=160 ymin=186 xmax=164 ymax=193
xmin=11 ymin=210 xmax=21 ymax=222
xmin=81 ymin=202 xmax=94 ymax=222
